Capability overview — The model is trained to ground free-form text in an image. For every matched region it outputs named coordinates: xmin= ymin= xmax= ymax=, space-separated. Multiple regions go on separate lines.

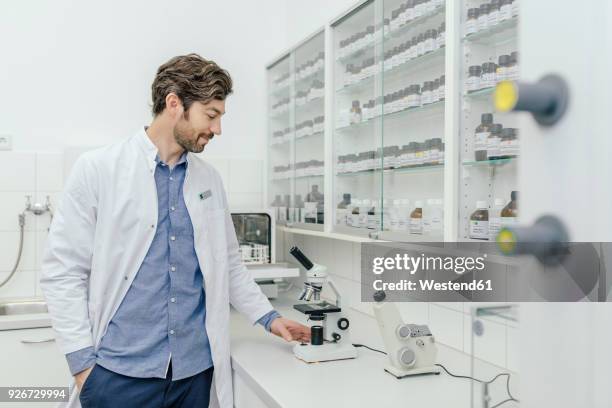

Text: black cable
xmin=352 ymin=343 xmax=387 ymax=355
xmin=436 ymin=363 xmax=519 ymax=406
xmin=353 ymin=344 xmax=519 ymax=406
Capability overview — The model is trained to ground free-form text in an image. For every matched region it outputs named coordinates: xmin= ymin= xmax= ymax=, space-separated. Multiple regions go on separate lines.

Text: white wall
xmin=0 ymin=0 xmax=287 ymax=159
xmin=0 ymin=0 xmax=291 ymax=299
xmin=283 ymin=0 xmax=357 ymax=45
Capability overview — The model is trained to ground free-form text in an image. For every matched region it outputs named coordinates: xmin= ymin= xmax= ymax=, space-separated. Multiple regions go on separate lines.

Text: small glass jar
xmin=466 ymin=8 xmax=480 ymax=36
xmin=478 ymin=3 xmax=490 ymax=31
xmin=467 ymin=65 xmax=482 ymax=92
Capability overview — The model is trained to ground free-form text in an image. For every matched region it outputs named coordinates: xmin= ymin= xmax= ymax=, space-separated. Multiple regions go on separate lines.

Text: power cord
xmin=352 ymin=343 xmax=387 ymax=355
xmin=435 ymin=363 xmax=518 ymax=408
xmin=352 ymin=343 xmax=519 ymax=408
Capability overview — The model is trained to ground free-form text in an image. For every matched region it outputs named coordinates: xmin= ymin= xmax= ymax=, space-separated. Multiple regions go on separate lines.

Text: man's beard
xmin=174 ymin=126 xmax=208 ymax=153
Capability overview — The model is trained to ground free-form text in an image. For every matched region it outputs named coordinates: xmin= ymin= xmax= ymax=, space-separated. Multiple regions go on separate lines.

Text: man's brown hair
xmin=151 ymin=53 xmax=233 ymax=116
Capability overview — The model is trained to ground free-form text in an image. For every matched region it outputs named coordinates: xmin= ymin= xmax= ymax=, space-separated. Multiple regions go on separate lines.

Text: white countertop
xmin=230 ymin=292 xmax=475 ymax=408
xmin=0 ymin=313 xmax=52 ymax=331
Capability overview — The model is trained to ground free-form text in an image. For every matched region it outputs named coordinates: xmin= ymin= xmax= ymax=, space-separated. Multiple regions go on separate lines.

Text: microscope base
xmin=294 ymin=342 xmax=357 ymax=363
xmin=384 ymin=364 xmax=441 ymax=378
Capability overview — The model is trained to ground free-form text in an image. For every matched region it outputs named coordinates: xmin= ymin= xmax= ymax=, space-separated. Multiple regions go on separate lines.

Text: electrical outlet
xmin=0 ymin=134 xmax=12 ymax=151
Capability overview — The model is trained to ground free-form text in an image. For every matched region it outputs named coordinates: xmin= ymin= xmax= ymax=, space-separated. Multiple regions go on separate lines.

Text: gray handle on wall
xmin=20 ymin=337 xmax=56 ymax=344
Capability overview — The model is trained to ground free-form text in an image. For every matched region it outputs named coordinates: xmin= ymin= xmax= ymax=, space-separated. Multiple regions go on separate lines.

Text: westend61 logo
xmin=372 ymin=253 xmax=487 ymax=275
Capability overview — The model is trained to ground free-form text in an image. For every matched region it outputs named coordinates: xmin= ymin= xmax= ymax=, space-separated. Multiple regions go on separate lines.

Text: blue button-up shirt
xmin=66 ymin=150 xmax=279 ymax=379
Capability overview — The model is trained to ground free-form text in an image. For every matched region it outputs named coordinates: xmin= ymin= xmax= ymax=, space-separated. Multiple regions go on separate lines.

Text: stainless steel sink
xmin=0 ymin=299 xmax=48 ymax=316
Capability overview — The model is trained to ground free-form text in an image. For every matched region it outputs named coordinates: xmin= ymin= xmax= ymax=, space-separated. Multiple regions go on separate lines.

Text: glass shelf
xmin=336 ymin=46 xmax=445 ymax=96
xmin=474 ymin=305 xmax=518 ymax=323
xmin=295 ymin=67 xmax=324 ymax=87
xmin=295 ymin=96 xmax=325 ymax=112
xmin=462 ymin=158 xmax=516 ymax=167
xmin=335 ymin=100 xmax=445 ymax=133
xmin=336 ymin=4 xmax=446 ymax=63
xmin=465 ymin=86 xmax=495 ymax=100
xmin=295 ymin=131 xmax=324 ymax=141
xmin=463 ymin=17 xmax=519 ymax=46
xmin=337 ymin=164 xmax=443 ymax=178
xmin=270 ymin=83 xmax=291 ymax=97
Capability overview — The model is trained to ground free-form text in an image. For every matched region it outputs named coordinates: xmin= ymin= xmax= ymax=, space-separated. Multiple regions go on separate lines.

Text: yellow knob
xmin=494 ymin=81 xmax=518 ymax=112
xmin=496 ymin=228 xmax=517 ymax=255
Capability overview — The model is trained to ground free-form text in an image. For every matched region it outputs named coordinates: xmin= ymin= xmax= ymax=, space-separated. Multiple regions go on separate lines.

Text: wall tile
xmin=397 ymin=301 xmax=430 ymax=325
xmin=0 ymin=192 xmax=36 ymax=232
xmin=468 ymin=314 xmax=507 ymax=368
xmin=0 ymin=152 xmax=36 ymax=191
xmin=429 ymin=304 xmax=464 ymax=351
xmin=329 ymin=239 xmax=353 ymax=281
xmin=351 ymin=243 xmax=362 ymax=282
xmin=0 ymin=269 xmax=36 ymax=299
xmin=228 ymin=159 xmax=262 ymax=193
xmin=0 ymin=230 xmax=36 ymax=271
xmin=506 ymin=325 xmax=519 ymax=372
xmin=203 ymin=157 xmax=230 ymax=188
xmin=36 ymin=152 xmax=64 ymax=191
xmin=228 ymin=192 xmax=263 ymax=210
xmin=34 ymin=192 xmax=62 ymax=232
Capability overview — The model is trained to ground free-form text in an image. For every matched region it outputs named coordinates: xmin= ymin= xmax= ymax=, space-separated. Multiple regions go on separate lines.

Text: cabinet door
xmin=267 ymin=54 xmax=295 ymax=226
xmin=459 ymin=0 xmax=520 ymax=242
xmin=379 ymin=0 xmax=447 ymax=242
xmin=332 ymin=0 xmax=385 ymax=238
xmin=293 ymin=30 xmax=326 ymax=230
xmin=0 ymin=327 xmax=71 ymax=407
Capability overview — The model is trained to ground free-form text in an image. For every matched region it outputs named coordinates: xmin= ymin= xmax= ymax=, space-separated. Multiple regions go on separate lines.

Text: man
xmin=40 ymin=53 xmax=310 ymax=408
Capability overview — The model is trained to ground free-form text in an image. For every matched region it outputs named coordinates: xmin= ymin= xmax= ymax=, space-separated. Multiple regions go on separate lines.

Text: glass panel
xmin=332 ymin=0 xmax=385 ymax=237
xmin=293 ymin=31 xmax=326 ymax=230
xmin=470 ymin=304 xmax=520 ymax=408
xmin=380 ymin=0 xmax=447 ymax=242
xmin=460 ymin=0 xmax=520 ymax=241
xmin=267 ymin=54 xmax=293 ymax=225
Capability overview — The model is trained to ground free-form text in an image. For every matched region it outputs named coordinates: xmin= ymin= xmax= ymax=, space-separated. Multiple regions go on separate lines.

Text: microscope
xmin=289 ymin=246 xmax=357 ymax=363
xmin=373 ymin=291 xmax=440 ymax=377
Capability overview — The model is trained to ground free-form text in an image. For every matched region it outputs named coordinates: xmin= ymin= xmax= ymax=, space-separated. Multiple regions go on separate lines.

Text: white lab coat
xmin=39 ymin=129 xmax=273 ymax=408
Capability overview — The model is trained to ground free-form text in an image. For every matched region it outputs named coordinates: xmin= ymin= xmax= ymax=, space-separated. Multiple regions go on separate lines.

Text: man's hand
xmin=270 ymin=317 xmax=311 ymax=343
xmin=74 ymin=366 xmax=94 ymax=391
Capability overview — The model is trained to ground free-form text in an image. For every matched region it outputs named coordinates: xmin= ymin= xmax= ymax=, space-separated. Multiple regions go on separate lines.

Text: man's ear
xmin=165 ymin=93 xmax=184 ymax=118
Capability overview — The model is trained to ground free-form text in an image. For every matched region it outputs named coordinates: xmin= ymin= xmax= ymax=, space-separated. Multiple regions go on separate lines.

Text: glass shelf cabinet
xmin=266 ymin=0 xmax=521 ymax=243
xmin=267 ymin=31 xmax=326 ymax=231
xmin=332 ymin=0 xmax=447 ymax=241
xmin=459 ymin=0 xmax=520 ymax=242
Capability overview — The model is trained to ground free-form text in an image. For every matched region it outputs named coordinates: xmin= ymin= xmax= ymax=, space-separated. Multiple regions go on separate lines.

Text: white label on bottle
xmin=430 ymin=216 xmax=442 ymax=232
xmin=410 ymin=218 xmax=423 ymax=234
xmin=489 ymin=217 xmax=501 ymax=239
xmin=466 ymin=20 xmax=477 ymax=36
xmin=475 ymin=132 xmax=490 ymax=151
xmin=487 ymin=136 xmax=501 ymax=159
xmin=367 ymin=214 xmax=377 ymax=230
xmin=467 ymin=77 xmax=480 ymax=92
xmin=488 ymin=10 xmax=499 ymax=26
xmin=478 ymin=15 xmax=488 ymax=31
xmin=500 ymin=139 xmax=519 ymax=156
xmin=278 ymin=207 xmax=287 ymax=222
xmin=336 ymin=209 xmax=348 ymax=226
xmin=358 ymin=213 xmax=368 ymax=228
xmin=500 ymin=216 xmax=517 ymax=227
xmin=470 ymin=220 xmax=489 ymax=240
xmin=500 ymin=5 xmax=512 ymax=20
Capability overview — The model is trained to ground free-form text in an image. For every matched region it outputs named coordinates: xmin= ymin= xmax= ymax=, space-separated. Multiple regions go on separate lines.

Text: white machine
xmin=289 ymin=246 xmax=357 ymax=363
xmin=373 ymin=291 xmax=440 ymax=378
xmin=231 ymin=210 xmax=299 ymax=298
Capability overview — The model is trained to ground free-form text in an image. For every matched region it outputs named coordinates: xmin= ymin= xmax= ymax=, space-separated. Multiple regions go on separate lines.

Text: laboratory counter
xmin=229 ymin=291 xmax=474 ymax=408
